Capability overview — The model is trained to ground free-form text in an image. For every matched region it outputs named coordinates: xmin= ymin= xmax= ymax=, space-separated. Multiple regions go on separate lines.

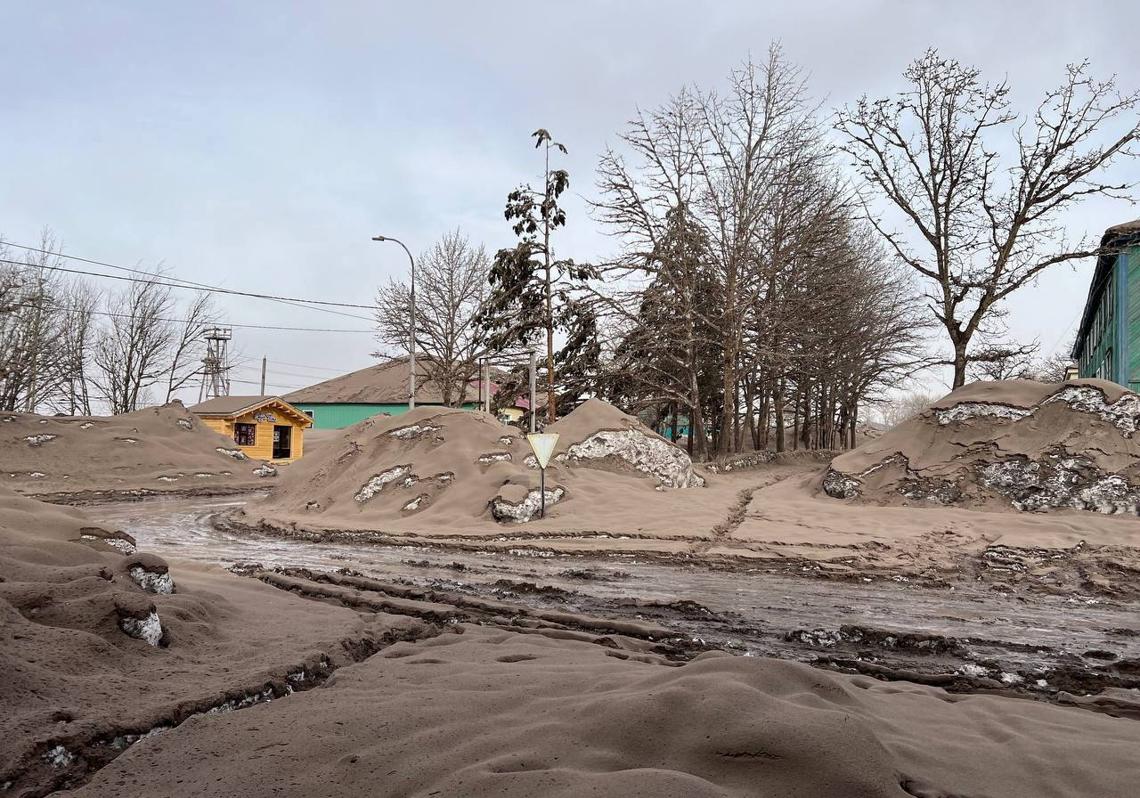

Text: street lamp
xmin=371 ymin=234 xmax=416 ymax=410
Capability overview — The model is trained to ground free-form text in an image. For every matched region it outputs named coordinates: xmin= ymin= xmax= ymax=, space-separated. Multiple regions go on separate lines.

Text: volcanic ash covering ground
xmin=824 ymin=378 xmax=1140 ymax=514
xmin=257 ymin=398 xmax=705 ymax=529
xmin=0 ymin=402 xmax=274 ymax=500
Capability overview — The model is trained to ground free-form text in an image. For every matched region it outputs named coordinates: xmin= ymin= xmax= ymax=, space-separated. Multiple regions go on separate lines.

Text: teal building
xmin=285 ymin=358 xmax=479 ymax=430
xmin=1072 ymin=219 xmax=1140 ymax=391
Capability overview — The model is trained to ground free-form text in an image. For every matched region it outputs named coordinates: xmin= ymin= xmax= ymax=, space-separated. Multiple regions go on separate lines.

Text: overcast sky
xmin=3 ymin=1 xmax=1138 ymax=400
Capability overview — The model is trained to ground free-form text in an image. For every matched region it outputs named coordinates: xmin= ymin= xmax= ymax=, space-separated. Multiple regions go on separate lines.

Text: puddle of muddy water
xmin=88 ymin=495 xmax=1140 ymax=695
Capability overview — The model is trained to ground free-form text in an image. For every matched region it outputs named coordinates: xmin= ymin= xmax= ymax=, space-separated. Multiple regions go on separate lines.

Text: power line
xmin=0 ymin=248 xmax=376 ymax=322
xmin=1 ymin=243 xmax=376 ymax=310
xmin=272 ymin=359 xmax=359 ymax=374
xmin=231 ymin=364 xmax=331 ymax=382
xmin=229 ymin=377 xmax=305 ymax=391
xmin=4 ymin=300 xmax=373 ymax=334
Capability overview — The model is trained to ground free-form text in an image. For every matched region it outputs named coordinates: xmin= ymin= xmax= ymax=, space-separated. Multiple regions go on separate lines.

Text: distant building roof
xmin=188 ymin=395 xmax=311 ymax=425
xmin=285 ymin=358 xmax=477 ymax=405
xmin=284 ymin=357 xmax=533 ymax=407
xmin=1072 ymin=219 xmax=1140 ymax=358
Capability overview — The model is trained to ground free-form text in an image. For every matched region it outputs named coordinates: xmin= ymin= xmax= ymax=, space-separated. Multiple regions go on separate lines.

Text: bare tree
xmin=694 ymin=46 xmax=819 ymax=454
xmin=968 ymin=340 xmax=1040 ymax=381
xmin=593 ymin=88 xmax=719 ymax=458
xmin=375 ymin=229 xmax=490 ymax=406
xmin=92 ymin=277 xmax=175 ymax=414
xmin=47 ymin=279 xmax=101 ymax=415
xmin=838 ymin=51 xmax=1140 ymax=388
xmin=594 ymin=48 xmax=931 ymax=458
xmin=881 ymin=391 xmax=937 ymax=428
xmin=164 ymin=291 xmax=217 ymax=402
xmin=0 ymin=231 xmax=70 ymax=412
xmin=1028 ymin=336 xmax=1076 ymax=383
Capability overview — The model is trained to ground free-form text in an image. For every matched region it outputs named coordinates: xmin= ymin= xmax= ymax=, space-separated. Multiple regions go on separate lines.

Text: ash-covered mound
xmin=255 ymin=400 xmax=702 ymax=529
xmin=0 ymin=486 xmax=418 ymax=795
xmin=0 ymin=402 xmax=272 ymax=500
xmin=65 ymin=629 xmax=1140 ymax=798
xmin=548 ymin=398 xmax=704 ymax=489
xmin=824 ymin=379 xmax=1140 ymax=514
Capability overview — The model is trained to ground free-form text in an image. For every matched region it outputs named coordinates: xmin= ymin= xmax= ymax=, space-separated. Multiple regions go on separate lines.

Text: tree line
xmin=375 ymin=45 xmax=1137 ymax=459
xmin=0 ymin=232 xmax=218 ymax=415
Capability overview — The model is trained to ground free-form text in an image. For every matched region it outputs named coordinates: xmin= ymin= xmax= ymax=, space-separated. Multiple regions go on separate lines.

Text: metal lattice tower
xmin=199 ymin=327 xmax=233 ymax=402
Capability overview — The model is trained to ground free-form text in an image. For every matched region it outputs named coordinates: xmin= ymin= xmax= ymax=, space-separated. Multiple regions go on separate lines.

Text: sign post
xmin=526 ymin=432 xmax=559 ymax=519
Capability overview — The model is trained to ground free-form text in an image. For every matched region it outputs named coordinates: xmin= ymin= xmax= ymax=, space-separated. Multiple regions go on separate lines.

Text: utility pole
xmin=260 ymin=357 xmax=267 ymax=395
xmin=528 ymin=349 xmax=537 ymax=433
xmin=483 ymin=358 xmax=491 ymax=413
xmin=371 ymin=234 xmax=416 ymax=410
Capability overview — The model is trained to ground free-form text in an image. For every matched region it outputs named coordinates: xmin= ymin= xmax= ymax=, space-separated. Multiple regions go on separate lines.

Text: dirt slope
xmin=824 ymin=379 xmax=1140 ymax=513
xmin=244 ymin=399 xmax=705 ymax=533
xmin=0 ymin=402 xmax=272 ymax=500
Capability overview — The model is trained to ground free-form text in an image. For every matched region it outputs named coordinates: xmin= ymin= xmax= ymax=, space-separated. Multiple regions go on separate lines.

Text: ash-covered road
xmin=90 ymin=495 xmax=1140 ymax=704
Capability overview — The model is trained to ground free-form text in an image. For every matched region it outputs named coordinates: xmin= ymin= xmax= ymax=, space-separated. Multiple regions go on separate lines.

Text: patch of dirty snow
xmin=935 ymin=403 xmax=1032 ymax=425
xmin=120 ymin=610 xmax=163 ymax=646
xmin=23 ymin=433 xmax=57 ymax=446
xmin=1043 ymin=385 xmax=1140 ymax=435
xmin=565 ymin=429 xmax=703 ymax=488
xmin=389 ymin=424 xmax=441 ymax=440
xmin=129 ymin=565 xmax=174 ymax=594
xmin=43 ymin=745 xmax=76 ymax=768
xmin=490 ymin=487 xmax=566 ymax=523
xmin=80 ymin=534 xmax=137 ymax=555
xmin=354 ymin=465 xmax=412 ymax=502
xmin=477 ymin=452 xmax=512 ymax=464
xmin=402 ymin=494 xmax=430 ymax=512
xmin=821 ymin=468 xmax=862 ymax=499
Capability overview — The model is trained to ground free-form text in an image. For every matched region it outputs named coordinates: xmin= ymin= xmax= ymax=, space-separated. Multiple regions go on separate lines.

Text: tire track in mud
xmin=242 ymin=564 xmax=1140 ymax=723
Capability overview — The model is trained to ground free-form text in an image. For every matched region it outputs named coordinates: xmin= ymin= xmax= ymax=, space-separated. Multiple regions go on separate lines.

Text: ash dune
xmin=61 ymin=626 xmax=1140 ymax=798
xmin=824 ymin=378 xmax=1140 ymax=514
xmin=0 ymin=486 xmax=424 ymax=796
xmin=0 ymin=403 xmax=272 ymax=501
xmin=246 ymin=398 xmax=707 ymax=533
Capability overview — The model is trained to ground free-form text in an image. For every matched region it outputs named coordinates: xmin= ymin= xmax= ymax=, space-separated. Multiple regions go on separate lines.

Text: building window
xmin=234 ymin=423 xmax=256 ymax=446
xmin=304 ymin=410 xmax=314 ymax=418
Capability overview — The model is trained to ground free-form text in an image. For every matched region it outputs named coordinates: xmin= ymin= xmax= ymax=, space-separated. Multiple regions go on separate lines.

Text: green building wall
xmin=1077 ymin=244 xmax=1140 ymax=391
xmin=293 ymin=402 xmax=480 ymax=430
xmin=1128 ymin=246 xmax=1140 ymax=390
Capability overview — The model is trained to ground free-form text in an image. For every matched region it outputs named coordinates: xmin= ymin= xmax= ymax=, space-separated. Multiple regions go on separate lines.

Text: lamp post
xmin=371 ymin=234 xmax=416 ymax=410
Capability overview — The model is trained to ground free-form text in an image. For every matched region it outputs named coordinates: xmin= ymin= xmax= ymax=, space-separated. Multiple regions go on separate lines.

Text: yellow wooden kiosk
xmin=189 ymin=395 xmax=312 ymax=463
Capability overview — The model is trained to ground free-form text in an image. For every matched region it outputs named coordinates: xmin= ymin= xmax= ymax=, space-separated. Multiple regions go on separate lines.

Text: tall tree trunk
xmin=952 ymin=341 xmax=968 ymax=390
xmin=774 ymin=378 xmax=786 ymax=453
xmin=717 ymin=267 xmax=738 ymax=456
xmin=791 ymin=382 xmax=800 ymax=451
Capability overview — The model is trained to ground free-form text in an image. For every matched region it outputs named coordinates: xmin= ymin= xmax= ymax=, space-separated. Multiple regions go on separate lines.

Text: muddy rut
xmin=87 ymin=494 xmax=1140 ymax=714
